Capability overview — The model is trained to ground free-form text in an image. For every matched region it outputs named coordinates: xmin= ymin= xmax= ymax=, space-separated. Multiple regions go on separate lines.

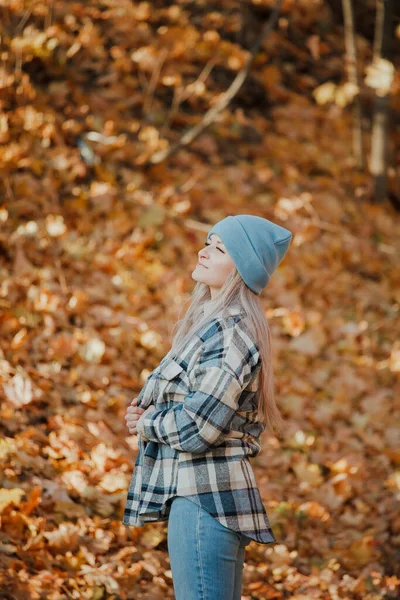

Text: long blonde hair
xmin=168 ymin=267 xmax=285 ymax=437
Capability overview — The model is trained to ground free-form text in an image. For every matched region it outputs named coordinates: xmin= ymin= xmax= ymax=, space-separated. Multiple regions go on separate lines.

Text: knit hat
xmin=206 ymin=214 xmax=293 ymax=294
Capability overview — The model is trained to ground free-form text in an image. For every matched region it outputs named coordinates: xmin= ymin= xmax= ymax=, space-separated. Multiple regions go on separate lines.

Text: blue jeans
xmin=167 ymin=496 xmax=252 ymax=600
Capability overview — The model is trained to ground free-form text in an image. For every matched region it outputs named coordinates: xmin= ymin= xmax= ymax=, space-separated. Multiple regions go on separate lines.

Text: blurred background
xmin=0 ymin=1 xmax=399 ymax=598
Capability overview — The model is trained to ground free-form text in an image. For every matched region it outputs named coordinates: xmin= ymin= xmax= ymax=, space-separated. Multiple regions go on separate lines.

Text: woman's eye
xmin=204 ymin=242 xmax=224 ymax=253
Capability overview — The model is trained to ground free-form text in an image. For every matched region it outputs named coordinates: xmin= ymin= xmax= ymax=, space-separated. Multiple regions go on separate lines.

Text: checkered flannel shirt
xmin=122 ymin=308 xmax=277 ymax=545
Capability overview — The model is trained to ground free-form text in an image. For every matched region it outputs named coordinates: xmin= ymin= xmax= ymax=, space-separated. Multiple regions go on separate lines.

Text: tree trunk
xmin=341 ymin=0 xmax=364 ymax=169
xmin=369 ymin=0 xmax=394 ymax=203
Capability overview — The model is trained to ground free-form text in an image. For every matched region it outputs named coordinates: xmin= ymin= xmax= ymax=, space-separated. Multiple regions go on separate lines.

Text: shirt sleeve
xmin=136 ymin=318 xmax=260 ymax=453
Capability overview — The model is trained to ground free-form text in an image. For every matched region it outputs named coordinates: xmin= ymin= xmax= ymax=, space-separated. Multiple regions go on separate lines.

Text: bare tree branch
xmin=140 ymin=0 xmax=284 ymax=169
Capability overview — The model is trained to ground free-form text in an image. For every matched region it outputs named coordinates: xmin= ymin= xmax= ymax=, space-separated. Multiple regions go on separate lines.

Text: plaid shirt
xmin=122 ymin=307 xmax=277 ymax=545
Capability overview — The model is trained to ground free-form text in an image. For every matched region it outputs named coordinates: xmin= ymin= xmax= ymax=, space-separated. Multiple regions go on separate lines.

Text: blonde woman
xmin=123 ymin=214 xmax=292 ymax=600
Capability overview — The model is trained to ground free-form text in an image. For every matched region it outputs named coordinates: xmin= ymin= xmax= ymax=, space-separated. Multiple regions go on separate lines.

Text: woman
xmin=123 ymin=214 xmax=293 ymax=600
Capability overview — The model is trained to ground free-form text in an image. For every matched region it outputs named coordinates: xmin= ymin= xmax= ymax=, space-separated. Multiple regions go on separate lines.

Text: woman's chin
xmin=192 ymin=270 xmax=206 ymax=283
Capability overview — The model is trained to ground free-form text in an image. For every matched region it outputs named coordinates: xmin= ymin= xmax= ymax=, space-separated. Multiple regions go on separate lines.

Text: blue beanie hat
xmin=207 ymin=214 xmax=293 ymax=295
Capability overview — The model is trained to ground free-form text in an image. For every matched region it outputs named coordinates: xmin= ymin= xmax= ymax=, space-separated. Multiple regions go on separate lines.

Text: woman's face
xmin=192 ymin=233 xmax=236 ymax=298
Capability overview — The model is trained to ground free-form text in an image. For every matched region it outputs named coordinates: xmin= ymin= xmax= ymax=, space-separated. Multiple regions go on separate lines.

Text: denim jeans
xmin=167 ymin=496 xmax=252 ymax=600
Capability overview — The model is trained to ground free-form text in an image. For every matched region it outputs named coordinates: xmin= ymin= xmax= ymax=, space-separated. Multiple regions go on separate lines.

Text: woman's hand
xmin=125 ymin=397 xmax=145 ymax=435
xmin=125 ymin=397 xmax=156 ymax=435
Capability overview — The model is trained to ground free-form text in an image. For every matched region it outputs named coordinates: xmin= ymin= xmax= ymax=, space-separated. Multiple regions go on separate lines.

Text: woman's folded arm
xmin=136 ymin=318 xmax=260 ymax=453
